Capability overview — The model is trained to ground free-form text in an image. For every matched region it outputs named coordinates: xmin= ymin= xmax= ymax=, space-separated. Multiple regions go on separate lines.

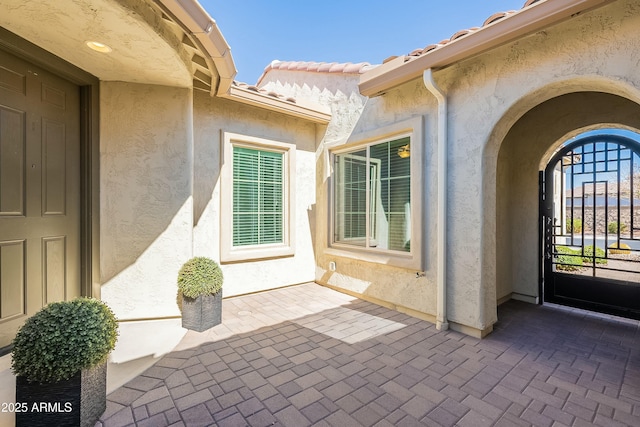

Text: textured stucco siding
xmin=260 ymin=73 xmax=440 ymax=320
xmin=95 ymin=0 xmax=640 ymax=334
xmin=99 ymin=83 xmax=320 ymax=316
xmin=192 ymin=92 xmax=317 ymax=297
xmin=259 ymin=0 xmax=640 ymax=334
xmin=433 ymin=0 xmax=640 ymax=329
xmin=100 ymin=82 xmax=193 ymax=320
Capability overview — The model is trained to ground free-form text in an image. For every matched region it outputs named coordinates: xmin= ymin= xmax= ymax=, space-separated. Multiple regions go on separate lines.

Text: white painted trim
xmin=327 ymin=116 xmax=424 ymax=270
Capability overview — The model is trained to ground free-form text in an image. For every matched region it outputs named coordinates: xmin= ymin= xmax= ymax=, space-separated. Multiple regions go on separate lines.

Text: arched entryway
xmin=494 ymin=91 xmax=640 ymax=318
xmin=542 ymin=132 xmax=640 ymax=318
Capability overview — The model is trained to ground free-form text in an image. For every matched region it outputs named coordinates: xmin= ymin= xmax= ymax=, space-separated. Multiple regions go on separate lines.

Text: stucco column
xmin=99 ymin=82 xmax=194 ymax=320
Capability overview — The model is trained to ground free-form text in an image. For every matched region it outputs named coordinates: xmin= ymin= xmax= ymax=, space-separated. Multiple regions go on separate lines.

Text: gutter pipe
xmin=156 ymin=0 xmax=236 ymax=96
xmin=423 ymin=69 xmax=449 ymax=331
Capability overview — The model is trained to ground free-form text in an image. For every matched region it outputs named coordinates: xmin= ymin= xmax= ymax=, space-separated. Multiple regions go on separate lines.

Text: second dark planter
xmin=181 ymin=291 xmax=222 ymax=332
xmin=15 ymin=362 xmax=107 ymax=427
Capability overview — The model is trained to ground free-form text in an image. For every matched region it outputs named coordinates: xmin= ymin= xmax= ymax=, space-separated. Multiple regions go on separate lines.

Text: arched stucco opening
xmin=491 ymin=90 xmax=640 ymax=312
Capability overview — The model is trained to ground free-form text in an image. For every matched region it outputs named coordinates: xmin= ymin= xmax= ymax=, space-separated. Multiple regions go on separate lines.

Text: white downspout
xmin=423 ymin=69 xmax=449 ymax=331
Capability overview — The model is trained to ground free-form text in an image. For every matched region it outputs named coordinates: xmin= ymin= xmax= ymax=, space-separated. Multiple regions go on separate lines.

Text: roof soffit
xmin=0 ymin=0 xmax=194 ymax=88
xmin=154 ymin=0 xmax=237 ymax=95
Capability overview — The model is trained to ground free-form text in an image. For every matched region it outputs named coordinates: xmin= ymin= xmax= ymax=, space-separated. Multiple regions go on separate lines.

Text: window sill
xmin=221 ymin=244 xmax=294 ymax=263
xmin=325 ymin=245 xmax=422 ymax=270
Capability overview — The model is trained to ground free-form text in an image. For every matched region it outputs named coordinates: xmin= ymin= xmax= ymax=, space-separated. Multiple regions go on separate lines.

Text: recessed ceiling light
xmin=86 ymin=41 xmax=112 ymax=53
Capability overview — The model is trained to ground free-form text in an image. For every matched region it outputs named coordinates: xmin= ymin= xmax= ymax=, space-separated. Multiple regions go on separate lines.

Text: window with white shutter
xmin=221 ymin=133 xmax=295 ymax=262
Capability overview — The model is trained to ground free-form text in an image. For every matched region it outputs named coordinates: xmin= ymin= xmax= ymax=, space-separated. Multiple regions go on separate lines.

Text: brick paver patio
xmin=97 ymin=283 xmax=640 ymax=426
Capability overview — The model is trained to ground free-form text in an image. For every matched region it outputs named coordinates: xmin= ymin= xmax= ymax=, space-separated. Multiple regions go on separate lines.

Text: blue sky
xmin=200 ymin=0 xmax=527 ymax=84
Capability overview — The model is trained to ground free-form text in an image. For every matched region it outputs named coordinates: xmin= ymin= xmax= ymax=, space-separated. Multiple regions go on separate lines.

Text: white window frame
xmin=220 ymin=132 xmax=295 ymax=262
xmin=328 ymin=117 xmax=424 ymax=270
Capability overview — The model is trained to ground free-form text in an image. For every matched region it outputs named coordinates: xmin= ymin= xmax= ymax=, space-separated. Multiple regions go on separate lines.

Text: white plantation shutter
xmin=233 ymin=147 xmax=284 ymax=246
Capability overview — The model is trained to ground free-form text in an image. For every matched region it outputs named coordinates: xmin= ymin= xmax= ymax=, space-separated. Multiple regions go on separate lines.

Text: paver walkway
xmin=98 ymin=283 xmax=640 ymax=426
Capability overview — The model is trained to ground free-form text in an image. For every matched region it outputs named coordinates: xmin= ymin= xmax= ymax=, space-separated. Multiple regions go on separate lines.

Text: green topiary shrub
xmin=177 ymin=257 xmax=223 ymax=299
xmin=566 ymin=219 xmax=582 ymax=233
xmin=12 ymin=298 xmax=118 ymax=384
xmin=607 ymin=221 xmax=628 ymax=234
xmin=555 ymin=246 xmax=583 ymax=271
xmin=582 ymin=245 xmax=607 ymax=265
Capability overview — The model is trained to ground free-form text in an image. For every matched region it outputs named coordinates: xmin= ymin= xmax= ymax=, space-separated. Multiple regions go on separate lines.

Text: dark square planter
xmin=182 ymin=291 xmax=222 ymax=332
xmin=15 ymin=362 xmax=107 ymax=427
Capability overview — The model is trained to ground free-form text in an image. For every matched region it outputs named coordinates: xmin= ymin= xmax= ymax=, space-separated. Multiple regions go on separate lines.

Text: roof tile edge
xmin=359 ymin=0 xmax=617 ymax=97
xmin=222 ymin=83 xmax=331 ymax=124
xmin=256 ymin=60 xmax=377 ymax=87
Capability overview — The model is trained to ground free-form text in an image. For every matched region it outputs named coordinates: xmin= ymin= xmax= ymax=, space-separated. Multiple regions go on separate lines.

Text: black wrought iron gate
xmin=542 ymin=134 xmax=640 ymax=319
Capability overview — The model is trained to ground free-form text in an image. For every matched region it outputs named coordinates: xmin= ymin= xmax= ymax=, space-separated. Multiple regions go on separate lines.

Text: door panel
xmin=0 ymin=106 xmax=24 ymax=215
xmin=0 ymin=49 xmax=80 ymax=348
xmin=42 ymin=118 xmax=67 ymax=215
xmin=43 ymin=236 xmax=66 ymax=304
xmin=0 ymin=240 xmax=25 ymax=321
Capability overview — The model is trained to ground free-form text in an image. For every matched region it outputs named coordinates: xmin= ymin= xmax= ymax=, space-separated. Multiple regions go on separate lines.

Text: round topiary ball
xmin=12 ymin=298 xmax=118 ymax=383
xmin=177 ymin=257 xmax=223 ymax=299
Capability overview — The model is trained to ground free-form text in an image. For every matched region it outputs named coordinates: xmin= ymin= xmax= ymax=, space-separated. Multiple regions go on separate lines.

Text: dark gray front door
xmin=0 ymin=49 xmax=81 ymax=348
xmin=542 ymin=134 xmax=640 ymax=319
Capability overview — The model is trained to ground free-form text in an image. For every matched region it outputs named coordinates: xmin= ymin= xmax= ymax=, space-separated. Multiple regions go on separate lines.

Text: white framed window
xmin=328 ymin=117 xmax=423 ymax=269
xmin=221 ymin=132 xmax=295 ymax=262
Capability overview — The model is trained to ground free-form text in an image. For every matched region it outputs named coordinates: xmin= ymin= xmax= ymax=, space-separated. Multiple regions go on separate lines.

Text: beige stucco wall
xmin=100 ymin=82 xmax=194 ymax=320
xmin=192 ymin=91 xmax=318 ymax=297
xmin=260 ymin=72 xmax=440 ymax=322
xmin=434 ymin=0 xmax=640 ymax=329
xmin=259 ymin=0 xmax=640 ymax=335
xmin=99 ymin=83 xmax=323 ymax=317
xmin=92 ymin=0 xmax=640 ymax=334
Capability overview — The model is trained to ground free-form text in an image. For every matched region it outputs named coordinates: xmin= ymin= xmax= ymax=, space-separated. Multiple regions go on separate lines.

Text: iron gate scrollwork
xmin=542 ymin=134 xmax=640 ymax=319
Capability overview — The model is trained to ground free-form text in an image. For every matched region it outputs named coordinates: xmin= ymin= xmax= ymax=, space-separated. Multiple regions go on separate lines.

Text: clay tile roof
xmin=409 ymin=44 xmax=439 ymax=57
xmin=405 ymin=0 xmax=537 ymax=58
xmin=256 ymin=60 xmax=376 ymax=86
xmin=317 ymin=62 xmax=334 ymax=73
xmin=483 ymin=11 xmax=511 ymax=26
xmin=329 ymin=63 xmax=348 ymax=73
xmin=294 ymin=62 xmax=313 ymax=71
xmin=232 ymin=81 xmax=297 ymax=104
xmin=450 ymin=28 xmax=476 ymax=41
xmin=265 ymin=60 xmax=374 ymax=75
